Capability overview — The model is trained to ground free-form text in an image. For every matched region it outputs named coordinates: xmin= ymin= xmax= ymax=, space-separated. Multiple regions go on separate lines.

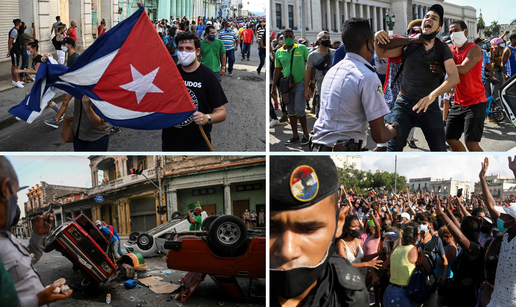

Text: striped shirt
xmin=219 ymin=29 xmax=238 ymax=50
xmin=256 ymin=26 xmax=265 ymax=42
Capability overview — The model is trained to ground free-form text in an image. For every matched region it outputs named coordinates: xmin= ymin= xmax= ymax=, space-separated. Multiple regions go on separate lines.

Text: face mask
xmin=419 ymin=225 xmax=428 ymax=233
xmin=382 ymin=206 xmax=386 ymax=211
xmin=501 ymin=43 xmax=506 ymax=48
xmin=208 ymin=34 xmax=216 ymax=41
xmin=420 ymin=28 xmax=439 ymax=41
xmin=270 ymin=243 xmax=335 ymax=299
xmin=482 ymin=44 xmax=487 ymax=49
xmin=284 ymin=38 xmax=294 ymax=46
xmin=350 ymin=229 xmax=361 ymax=238
xmin=177 ymin=51 xmax=197 ymax=66
xmin=61 ymin=46 xmax=68 ymax=52
xmin=1 ymin=184 xmax=18 ymax=232
xmin=27 ymin=50 xmax=33 ymax=56
xmin=450 ymin=31 xmax=467 ymax=47
xmin=278 ymin=40 xmax=284 ymax=45
xmin=497 ymin=218 xmax=509 ymax=234
xmin=480 ymin=224 xmax=492 ymax=234
xmin=393 ymin=209 xmax=397 ymax=213
xmin=320 ymin=40 xmax=331 ymax=48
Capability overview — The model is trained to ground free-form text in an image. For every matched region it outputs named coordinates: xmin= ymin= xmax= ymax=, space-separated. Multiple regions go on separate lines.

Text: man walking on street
xmin=200 ymin=25 xmax=226 ymax=82
xmin=502 ymin=33 xmax=516 ymax=80
xmin=446 ymin=20 xmax=486 ymax=151
xmin=241 ymin=25 xmax=254 ymax=61
xmin=272 ymin=29 xmax=310 ymax=146
xmin=196 ymin=21 xmax=205 ymax=39
xmin=219 ymin=23 xmax=239 ymax=77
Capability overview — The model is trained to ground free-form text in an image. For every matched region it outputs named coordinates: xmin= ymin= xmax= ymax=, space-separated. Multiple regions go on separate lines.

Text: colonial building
xmin=473 ymin=174 xmax=516 ymax=199
xmin=22 ymin=155 xmax=265 ymax=237
xmin=270 ymin=0 xmax=477 ymax=43
xmin=409 ymin=177 xmax=471 ymax=197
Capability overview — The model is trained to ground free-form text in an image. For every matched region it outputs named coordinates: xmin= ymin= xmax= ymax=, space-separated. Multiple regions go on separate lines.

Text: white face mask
xmin=500 ymin=43 xmax=506 ymax=48
xmin=450 ymin=31 xmax=467 ymax=47
xmin=177 ymin=50 xmax=197 ymax=66
xmin=61 ymin=46 xmax=68 ymax=52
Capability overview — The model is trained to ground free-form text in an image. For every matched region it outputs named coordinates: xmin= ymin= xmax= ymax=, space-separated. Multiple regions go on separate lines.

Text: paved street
xmin=270 ymin=105 xmax=516 ymax=152
xmin=0 ymin=53 xmax=266 ymax=152
xmin=24 ymin=237 xmax=264 ymax=307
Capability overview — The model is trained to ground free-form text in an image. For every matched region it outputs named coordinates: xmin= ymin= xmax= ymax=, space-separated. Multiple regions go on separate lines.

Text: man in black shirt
xmin=162 ymin=32 xmax=228 ymax=151
xmin=375 ymin=4 xmax=460 ymax=152
xmin=8 ymin=19 xmax=23 ymax=88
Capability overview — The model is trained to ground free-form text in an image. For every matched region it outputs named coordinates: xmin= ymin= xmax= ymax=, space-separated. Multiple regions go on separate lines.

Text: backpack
xmin=166 ymin=37 xmax=176 ymax=55
xmin=421 ymin=235 xmax=440 ymax=293
xmin=390 ymin=39 xmax=447 ymax=89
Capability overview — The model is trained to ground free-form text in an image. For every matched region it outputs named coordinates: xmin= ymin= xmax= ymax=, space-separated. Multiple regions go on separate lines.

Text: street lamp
xmin=386 ymin=13 xmax=395 ymax=35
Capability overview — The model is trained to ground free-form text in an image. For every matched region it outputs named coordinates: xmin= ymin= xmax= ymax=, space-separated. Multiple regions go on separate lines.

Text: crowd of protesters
xmin=327 ymin=156 xmax=516 ymax=307
xmin=270 ymin=3 xmax=516 ymax=152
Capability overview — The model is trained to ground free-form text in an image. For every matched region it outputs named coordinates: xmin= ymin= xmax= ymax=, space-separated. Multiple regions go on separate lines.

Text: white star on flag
xmin=120 ymin=64 xmax=164 ymax=104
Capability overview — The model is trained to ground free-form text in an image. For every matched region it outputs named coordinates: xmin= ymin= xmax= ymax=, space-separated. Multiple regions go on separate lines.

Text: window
xmin=236 ymin=183 xmax=262 ymax=191
xmin=288 ymin=5 xmax=294 ymax=29
xmin=276 ymin=4 xmax=282 ymax=28
xmin=192 ymin=188 xmax=216 ymax=196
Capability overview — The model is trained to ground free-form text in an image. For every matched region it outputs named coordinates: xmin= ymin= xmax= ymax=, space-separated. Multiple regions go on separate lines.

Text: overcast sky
xmin=358 ymin=154 xmax=516 ymax=185
xmin=6 ymin=155 xmax=92 ymax=218
xmin=245 ymin=0 xmax=266 ymax=14
xmin=445 ymin=0 xmax=515 ymax=25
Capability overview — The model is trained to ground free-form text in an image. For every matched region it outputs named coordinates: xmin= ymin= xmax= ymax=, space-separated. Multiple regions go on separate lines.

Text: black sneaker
xmin=408 ymin=140 xmax=417 ymax=149
xmin=111 ymin=127 xmax=122 ymax=134
xmin=285 ymin=136 xmax=300 ymax=145
xmin=300 ymin=135 xmax=309 ymax=146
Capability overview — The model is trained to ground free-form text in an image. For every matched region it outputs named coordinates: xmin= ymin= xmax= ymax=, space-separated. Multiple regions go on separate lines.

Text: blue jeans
xmin=213 ymin=71 xmax=221 ymax=83
xmin=20 ymin=46 xmax=29 ymax=78
xmin=270 ymin=100 xmax=278 ymax=120
xmin=73 ymin=134 xmax=110 ymax=151
xmin=226 ymin=49 xmax=235 ymax=73
xmin=387 ymin=94 xmax=446 ymax=152
xmin=242 ymin=43 xmax=251 ymax=59
xmin=257 ymin=48 xmax=265 ymax=73
xmin=383 ymin=284 xmax=414 ymax=307
xmin=475 ymin=286 xmax=483 ymax=307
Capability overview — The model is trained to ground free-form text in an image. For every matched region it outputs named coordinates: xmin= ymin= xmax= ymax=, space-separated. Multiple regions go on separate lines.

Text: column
xmin=117 ymin=199 xmax=126 ymax=235
xmin=167 ymin=189 xmax=178 ymax=220
xmin=181 ymin=0 xmax=186 ymax=18
xmin=71 ymin=210 xmax=76 ymax=219
xmin=307 ymin=0 xmax=312 ymax=30
xmin=295 ymin=0 xmax=300 ymax=30
xmin=343 ymin=0 xmax=348 ymax=23
xmin=365 ymin=5 xmax=370 ymax=27
xmin=271 ymin=1 xmax=276 ymax=29
xmin=110 ymin=204 xmax=116 ymax=227
xmin=335 ymin=0 xmax=340 ymax=32
xmin=350 ymin=1 xmax=355 ymax=18
xmin=326 ymin=0 xmax=331 ymax=31
xmin=224 ymin=184 xmax=232 ymax=215
xmin=419 ymin=5 xmax=423 ymax=20
xmin=70 ymin=0 xmax=94 ymax=55
xmin=357 ymin=3 xmax=362 ymax=18
xmin=283 ymin=0 xmax=289 ymax=28
xmin=171 ymin=0 xmax=177 ymax=18
xmin=176 ymin=0 xmax=181 ymax=20
xmin=125 ymin=200 xmax=131 ymax=233
xmin=373 ymin=6 xmax=377 ymax=32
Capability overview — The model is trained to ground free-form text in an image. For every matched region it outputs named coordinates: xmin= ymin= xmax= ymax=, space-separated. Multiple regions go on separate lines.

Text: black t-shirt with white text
xmin=162 ymin=63 xmax=228 ymax=150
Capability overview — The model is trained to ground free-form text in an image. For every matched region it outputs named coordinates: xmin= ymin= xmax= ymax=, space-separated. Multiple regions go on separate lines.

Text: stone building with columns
xmin=270 ymin=0 xmax=477 ymax=43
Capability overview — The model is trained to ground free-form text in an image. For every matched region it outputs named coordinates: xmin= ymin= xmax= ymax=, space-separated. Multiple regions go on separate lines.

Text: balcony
xmin=91 ymin=168 xmax=158 ymax=194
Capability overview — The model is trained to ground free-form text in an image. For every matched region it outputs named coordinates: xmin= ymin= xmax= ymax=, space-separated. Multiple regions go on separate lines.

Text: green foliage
xmin=511 ymin=19 xmax=516 ymax=26
xmin=484 ymin=28 xmax=493 ymax=38
xmin=336 ymin=162 xmax=407 ymax=194
xmin=491 ymin=21 xmax=500 ymax=37
xmin=477 ymin=16 xmax=485 ymax=31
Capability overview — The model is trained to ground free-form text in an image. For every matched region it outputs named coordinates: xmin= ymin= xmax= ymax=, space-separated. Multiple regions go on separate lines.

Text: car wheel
xmin=201 ymin=215 xmax=218 ymax=231
xmin=208 ymin=215 xmax=247 ymax=250
xmin=171 ymin=211 xmax=181 ymax=219
xmin=129 ymin=231 xmax=140 ymax=242
xmin=137 ymin=233 xmax=154 ymax=251
xmin=44 ymin=231 xmax=58 ymax=253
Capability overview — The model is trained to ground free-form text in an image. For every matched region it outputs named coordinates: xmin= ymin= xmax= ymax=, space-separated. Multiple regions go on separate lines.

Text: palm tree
xmin=491 ymin=21 xmax=500 ymax=37
xmin=510 ymin=19 xmax=516 ymax=26
xmin=484 ymin=28 xmax=493 ymax=38
xmin=477 ymin=16 xmax=485 ymax=33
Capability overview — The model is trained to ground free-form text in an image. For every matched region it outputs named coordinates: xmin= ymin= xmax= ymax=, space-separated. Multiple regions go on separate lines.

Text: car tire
xmin=171 ymin=211 xmax=181 ymax=219
xmin=137 ymin=233 xmax=154 ymax=251
xmin=44 ymin=231 xmax=58 ymax=253
xmin=129 ymin=231 xmax=140 ymax=242
xmin=201 ymin=215 xmax=218 ymax=231
xmin=208 ymin=215 xmax=247 ymax=251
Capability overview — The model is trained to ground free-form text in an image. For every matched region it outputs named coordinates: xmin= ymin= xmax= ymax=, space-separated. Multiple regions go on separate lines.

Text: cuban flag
xmin=9 ymin=7 xmax=196 ymax=129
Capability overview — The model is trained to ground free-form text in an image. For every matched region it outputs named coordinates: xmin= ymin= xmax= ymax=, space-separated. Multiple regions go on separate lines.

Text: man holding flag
xmin=162 ymin=32 xmax=228 ymax=151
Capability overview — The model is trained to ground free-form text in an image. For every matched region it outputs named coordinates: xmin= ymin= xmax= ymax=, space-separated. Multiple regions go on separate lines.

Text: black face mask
xmin=350 ymin=229 xmax=361 ymax=238
xmin=320 ymin=40 xmax=331 ymax=48
xmin=420 ymin=28 xmax=439 ymax=40
xmin=480 ymin=225 xmax=492 ymax=234
xmin=0 ymin=184 xmax=18 ymax=232
xmin=270 ymin=208 xmax=340 ymax=300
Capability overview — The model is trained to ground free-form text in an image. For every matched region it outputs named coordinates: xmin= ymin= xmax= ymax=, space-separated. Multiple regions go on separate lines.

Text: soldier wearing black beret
xmin=270 ymin=156 xmax=369 ymax=306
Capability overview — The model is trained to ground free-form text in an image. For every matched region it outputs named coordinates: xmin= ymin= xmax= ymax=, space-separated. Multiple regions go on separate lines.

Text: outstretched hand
xmin=509 ymin=156 xmax=516 ymax=173
xmin=480 ymin=157 xmax=489 ymax=178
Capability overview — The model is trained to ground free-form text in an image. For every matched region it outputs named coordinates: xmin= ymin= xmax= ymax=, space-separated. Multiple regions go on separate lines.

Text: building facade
xmin=269 ymin=0 xmax=477 ymax=43
xmin=473 ymin=174 xmax=516 ymax=198
xmin=409 ymin=177 xmax=471 ymax=197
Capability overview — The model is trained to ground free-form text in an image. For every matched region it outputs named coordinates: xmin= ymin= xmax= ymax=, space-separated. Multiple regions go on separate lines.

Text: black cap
xmin=270 ymin=156 xmax=339 ymax=211
xmin=510 ymin=33 xmax=516 ymax=41
xmin=63 ymin=37 xmax=75 ymax=48
xmin=429 ymin=4 xmax=444 ymax=27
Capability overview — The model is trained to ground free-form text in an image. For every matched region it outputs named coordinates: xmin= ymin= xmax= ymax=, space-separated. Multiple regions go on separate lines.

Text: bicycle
xmin=484 ymin=77 xmax=506 ymax=123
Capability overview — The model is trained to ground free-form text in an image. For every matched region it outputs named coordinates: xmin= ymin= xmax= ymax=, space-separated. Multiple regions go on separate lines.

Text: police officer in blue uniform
xmin=270 ymin=156 xmax=369 ymax=306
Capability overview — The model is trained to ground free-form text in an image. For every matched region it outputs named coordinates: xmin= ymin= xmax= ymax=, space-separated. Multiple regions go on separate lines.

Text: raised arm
xmin=480 ymin=157 xmax=500 ymax=220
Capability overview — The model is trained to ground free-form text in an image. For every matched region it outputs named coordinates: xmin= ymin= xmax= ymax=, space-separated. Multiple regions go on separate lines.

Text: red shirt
xmin=68 ymin=27 xmax=77 ymax=42
xmin=450 ymin=42 xmax=486 ymax=107
xmin=242 ymin=29 xmax=254 ymax=44
xmin=98 ymin=25 xmax=106 ymax=37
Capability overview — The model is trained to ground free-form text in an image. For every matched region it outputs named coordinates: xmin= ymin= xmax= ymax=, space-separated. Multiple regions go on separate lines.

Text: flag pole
xmin=198 ymin=125 xmax=214 ymax=151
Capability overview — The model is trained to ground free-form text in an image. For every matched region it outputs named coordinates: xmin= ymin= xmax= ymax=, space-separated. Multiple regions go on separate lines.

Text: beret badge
xmin=290 ymin=165 xmax=319 ymax=202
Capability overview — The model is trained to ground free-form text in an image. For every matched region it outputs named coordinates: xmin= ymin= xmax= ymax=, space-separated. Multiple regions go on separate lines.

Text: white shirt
xmin=487 ymin=234 xmax=516 ymax=307
xmin=312 ymin=52 xmax=390 ymax=147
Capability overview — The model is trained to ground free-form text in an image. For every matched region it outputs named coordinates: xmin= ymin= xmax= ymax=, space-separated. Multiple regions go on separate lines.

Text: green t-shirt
xmin=200 ymin=38 xmax=226 ymax=73
xmin=274 ymin=43 xmax=309 ymax=84
xmin=0 ymin=258 xmax=18 ymax=306
xmin=189 ymin=215 xmax=202 ymax=231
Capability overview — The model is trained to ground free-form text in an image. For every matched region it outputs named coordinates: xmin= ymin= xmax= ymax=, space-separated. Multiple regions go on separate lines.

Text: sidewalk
xmin=0 ymin=60 xmax=65 ymax=131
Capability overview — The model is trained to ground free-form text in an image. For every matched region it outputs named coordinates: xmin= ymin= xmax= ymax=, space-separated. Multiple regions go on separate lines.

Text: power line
xmin=18 ymin=156 xmax=61 ymax=180
xmin=14 ymin=156 xmax=45 ymax=173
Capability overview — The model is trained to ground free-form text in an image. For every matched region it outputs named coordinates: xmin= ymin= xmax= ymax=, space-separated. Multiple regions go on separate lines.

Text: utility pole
xmin=155 ymin=156 xmax=164 ymax=224
xmin=394 ymin=155 xmax=397 ymax=192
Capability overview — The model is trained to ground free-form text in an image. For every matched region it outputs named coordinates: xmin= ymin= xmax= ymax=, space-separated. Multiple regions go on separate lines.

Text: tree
xmin=477 ymin=16 xmax=485 ymax=33
xmin=491 ymin=21 xmax=500 ymax=37
xmin=484 ymin=28 xmax=493 ymax=38
xmin=511 ymin=19 xmax=516 ymax=26
xmin=337 ymin=163 xmax=407 ymax=194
